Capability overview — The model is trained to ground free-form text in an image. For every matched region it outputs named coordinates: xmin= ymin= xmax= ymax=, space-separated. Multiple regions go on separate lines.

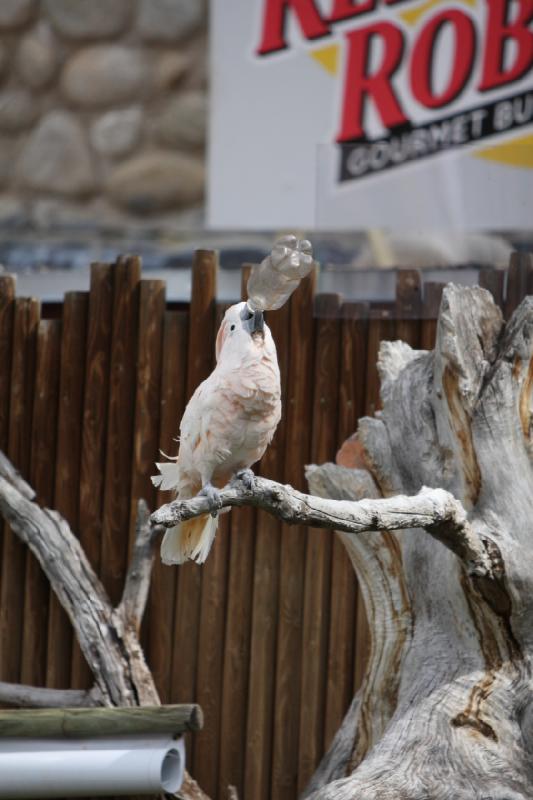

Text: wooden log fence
xmin=0 ymin=251 xmax=531 ymax=800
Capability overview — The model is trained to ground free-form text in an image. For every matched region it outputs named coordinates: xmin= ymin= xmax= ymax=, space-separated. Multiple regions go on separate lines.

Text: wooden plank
xmin=71 ymin=263 xmax=114 ymax=690
xmin=505 ymin=252 xmax=533 ymax=319
xmin=395 ymin=270 xmax=421 ymax=347
xmin=100 ymin=255 xmax=141 ymax=606
xmin=20 ymin=320 xmax=61 ymax=688
xmin=129 ymin=279 xmax=165 ymax=673
xmin=420 ymin=283 xmax=444 ymax=351
xmin=338 ymin=302 xmax=369 ymax=446
xmin=0 ymin=276 xmax=15 ymax=451
xmin=218 ymin=269 xmax=256 ymax=798
xmin=194 ymin=509 xmax=230 ymax=798
xmin=0 ymin=297 xmax=40 ymax=683
xmin=479 ymin=267 xmax=505 ymax=309
xmin=170 ymin=251 xmax=217 ymax=722
xmin=130 ymin=280 xmax=166 ymax=549
xmin=0 ymin=275 xmax=15 ymax=621
xmin=272 ymin=268 xmax=316 ymax=800
xmin=298 ymin=293 xmax=342 ymax=792
xmin=323 ymin=302 xmax=369 ymax=752
xmin=194 ymin=302 xmax=230 ymax=798
xmin=148 ymin=310 xmax=189 ymax=703
xmin=0 ymin=704 xmax=203 ymax=738
xmin=365 ymin=307 xmax=395 ymax=416
xmin=244 ymin=295 xmax=291 ymax=800
xmin=46 ymin=292 xmax=88 ymax=689
xmin=218 ymin=506 xmax=256 ymax=797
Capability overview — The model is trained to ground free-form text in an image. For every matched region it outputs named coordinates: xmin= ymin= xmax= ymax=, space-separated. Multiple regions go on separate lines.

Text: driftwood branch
xmin=0 ymin=449 xmax=208 ymax=799
xmin=118 ymin=499 xmax=162 ymax=633
xmin=151 ymin=474 xmax=496 ymax=578
xmin=0 ymin=682 xmax=99 ymax=709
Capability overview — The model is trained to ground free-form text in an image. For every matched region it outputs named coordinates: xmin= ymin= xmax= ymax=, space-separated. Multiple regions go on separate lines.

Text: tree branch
xmin=0 ymin=453 xmax=158 ymax=706
xmin=118 ymin=499 xmax=162 ymax=632
xmin=0 ymin=682 xmax=100 ymax=708
xmin=151 ymin=472 xmax=496 ymax=578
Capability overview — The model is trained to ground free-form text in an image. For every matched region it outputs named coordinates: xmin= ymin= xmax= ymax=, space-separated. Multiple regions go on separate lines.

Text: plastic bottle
xmin=247 ymin=235 xmax=314 ymax=311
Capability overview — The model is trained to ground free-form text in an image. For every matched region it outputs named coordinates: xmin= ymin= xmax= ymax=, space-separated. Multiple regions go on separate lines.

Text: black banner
xmin=339 ymin=89 xmax=533 ymax=182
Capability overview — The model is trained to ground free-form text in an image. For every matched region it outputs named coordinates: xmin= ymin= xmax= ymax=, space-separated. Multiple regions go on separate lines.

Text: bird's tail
xmin=160 ymin=514 xmax=218 ymax=565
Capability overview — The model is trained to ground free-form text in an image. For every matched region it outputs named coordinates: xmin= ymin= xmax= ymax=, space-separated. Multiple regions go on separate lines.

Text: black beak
xmin=241 ymin=305 xmax=264 ymax=336
xmin=251 ymin=309 xmax=264 ymax=334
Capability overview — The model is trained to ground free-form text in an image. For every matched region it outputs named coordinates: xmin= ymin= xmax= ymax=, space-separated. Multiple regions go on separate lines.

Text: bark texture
xmin=305 ymin=285 xmax=533 ymax=799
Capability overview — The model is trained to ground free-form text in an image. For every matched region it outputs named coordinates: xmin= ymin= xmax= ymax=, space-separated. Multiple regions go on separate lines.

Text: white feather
xmin=151 ymin=461 xmax=180 ymax=491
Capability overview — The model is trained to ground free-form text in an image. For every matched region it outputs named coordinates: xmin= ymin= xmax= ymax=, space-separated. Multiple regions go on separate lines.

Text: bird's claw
xmin=236 ymin=469 xmax=255 ymax=491
xmin=200 ymin=483 xmax=223 ymax=518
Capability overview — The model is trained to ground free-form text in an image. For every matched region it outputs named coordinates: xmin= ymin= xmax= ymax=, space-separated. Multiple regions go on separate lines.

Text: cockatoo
xmin=152 ymin=302 xmax=281 ymax=565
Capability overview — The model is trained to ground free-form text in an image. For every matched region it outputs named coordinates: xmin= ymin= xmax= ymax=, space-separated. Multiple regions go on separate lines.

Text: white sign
xmin=208 ymin=0 xmax=533 ymax=230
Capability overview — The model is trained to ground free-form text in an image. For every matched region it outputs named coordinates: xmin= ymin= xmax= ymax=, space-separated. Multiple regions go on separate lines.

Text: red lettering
xmin=257 ymin=0 xmax=329 ymax=55
xmin=410 ymin=10 xmax=475 ymax=109
xmin=337 ymin=22 xmax=408 ymax=142
xmin=328 ymin=0 xmax=375 ymax=23
xmin=479 ymin=0 xmax=533 ymax=91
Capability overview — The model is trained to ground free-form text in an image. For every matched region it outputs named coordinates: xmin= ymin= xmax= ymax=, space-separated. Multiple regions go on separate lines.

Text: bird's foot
xmin=236 ymin=468 xmax=255 ymax=491
xmin=200 ymin=482 xmax=223 ymax=518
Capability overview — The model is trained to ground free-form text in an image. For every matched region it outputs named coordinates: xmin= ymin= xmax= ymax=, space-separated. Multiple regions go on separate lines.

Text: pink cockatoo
xmin=152 ymin=302 xmax=281 ymax=564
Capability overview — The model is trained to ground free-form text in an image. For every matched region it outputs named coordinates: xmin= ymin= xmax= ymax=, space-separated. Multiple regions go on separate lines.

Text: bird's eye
xmin=230 ymin=324 xmax=236 ymax=331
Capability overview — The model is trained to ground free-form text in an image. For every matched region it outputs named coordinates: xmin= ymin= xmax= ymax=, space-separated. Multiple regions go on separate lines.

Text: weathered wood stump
xmin=304 ymin=284 xmax=533 ymax=799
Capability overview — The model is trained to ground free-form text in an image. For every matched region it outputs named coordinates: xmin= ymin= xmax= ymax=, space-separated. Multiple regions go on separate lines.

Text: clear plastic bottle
xmin=247 ymin=235 xmax=314 ymax=311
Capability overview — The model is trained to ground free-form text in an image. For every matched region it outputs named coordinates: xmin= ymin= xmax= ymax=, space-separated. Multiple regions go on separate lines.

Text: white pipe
xmin=0 ymin=735 xmax=185 ymax=797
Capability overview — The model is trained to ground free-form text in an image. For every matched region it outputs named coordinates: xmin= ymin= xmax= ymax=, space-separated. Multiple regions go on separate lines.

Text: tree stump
xmin=305 ymin=284 xmax=533 ymax=799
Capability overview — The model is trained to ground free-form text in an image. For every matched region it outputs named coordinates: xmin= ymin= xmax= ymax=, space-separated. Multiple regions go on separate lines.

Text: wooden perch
xmin=0 ymin=704 xmax=203 ymax=738
xmin=151 ymin=474 xmax=496 ymax=578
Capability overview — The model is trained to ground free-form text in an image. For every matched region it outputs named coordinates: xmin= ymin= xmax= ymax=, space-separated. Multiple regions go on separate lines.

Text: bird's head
xmin=215 ymin=301 xmax=271 ymax=363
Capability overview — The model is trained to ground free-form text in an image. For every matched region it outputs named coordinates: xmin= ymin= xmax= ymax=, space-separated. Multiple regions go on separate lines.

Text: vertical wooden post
xmin=21 ymin=320 xmax=61 ymax=687
xmin=298 ymin=293 xmax=342 ymax=792
xmin=46 ymin=292 xmax=88 ymax=689
xmin=130 ymin=279 xmax=166 ymax=554
xmin=244 ymin=292 xmax=291 ymax=800
xmin=101 ymin=255 xmax=141 ymax=606
xmin=505 ymin=251 xmax=533 ymax=319
xmin=149 ymin=309 xmax=189 ymax=702
xmin=218 ymin=268 xmax=257 ymax=798
xmin=170 ymin=251 xmax=217 ymax=741
xmin=272 ymin=268 xmax=316 ymax=800
xmin=420 ymin=283 xmax=444 ymax=351
xmin=395 ymin=269 xmax=422 ymax=347
xmin=0 ymin=296 xmax=40 ymax=682
xmin=0 ymin=275 xmax=15 ymax=620
xmin=194 ymin=302 xmax=231 ymax=798
xmin=479 ymin=267 xmax=505 ymax=309
xmin=71 ymin=263 xmax=114 ymax=689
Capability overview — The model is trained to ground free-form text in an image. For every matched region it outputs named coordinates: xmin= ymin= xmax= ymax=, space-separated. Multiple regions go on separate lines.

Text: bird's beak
xmin=250 ymin=309 xmax=264 ymax=335
xmin=241 ymin=306 xmax=264 ymax=336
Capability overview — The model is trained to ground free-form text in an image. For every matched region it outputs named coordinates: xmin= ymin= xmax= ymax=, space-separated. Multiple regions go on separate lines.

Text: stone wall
xmin=0 ymin=0 xmax=207 ymax=234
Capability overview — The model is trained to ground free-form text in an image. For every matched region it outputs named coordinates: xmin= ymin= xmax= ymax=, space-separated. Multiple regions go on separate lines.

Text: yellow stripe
xmin=309 ymin=44 xmax=340 ymax=76
xmin=400 ymin=0 xmax=476 ymax=26
xmin=473 ymin=134 xmax=533 ymax=169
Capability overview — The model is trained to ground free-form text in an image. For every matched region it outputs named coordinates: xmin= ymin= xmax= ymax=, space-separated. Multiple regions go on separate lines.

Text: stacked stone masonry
xmin=0 ymin=0 xmax=207 ymax=231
